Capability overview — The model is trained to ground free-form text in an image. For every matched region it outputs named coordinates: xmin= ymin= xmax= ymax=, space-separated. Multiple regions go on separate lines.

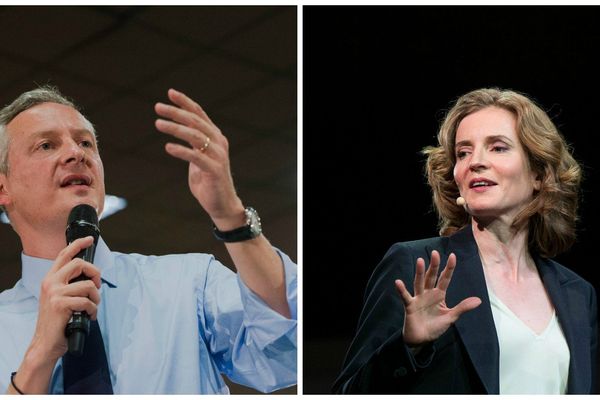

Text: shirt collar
xmin=21 ymin=237 xmax=117 ymax=300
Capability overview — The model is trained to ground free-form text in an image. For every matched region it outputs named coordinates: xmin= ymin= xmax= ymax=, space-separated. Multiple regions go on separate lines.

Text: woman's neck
xmin=471 ymin=218 xmax=534 ymax=281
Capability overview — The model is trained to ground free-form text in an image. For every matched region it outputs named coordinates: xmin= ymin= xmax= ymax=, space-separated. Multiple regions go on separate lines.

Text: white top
xmin=487 ymin=287 xmax=570 ymax=394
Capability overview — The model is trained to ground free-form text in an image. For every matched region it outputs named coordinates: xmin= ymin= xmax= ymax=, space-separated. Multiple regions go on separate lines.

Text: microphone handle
xmin=65 ymin=244 xmax=96 ymax=356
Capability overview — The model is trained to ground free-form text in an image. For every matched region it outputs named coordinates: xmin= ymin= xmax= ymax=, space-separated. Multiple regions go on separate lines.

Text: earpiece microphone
xmin=456 ymin=197 xmax=466 ymax=207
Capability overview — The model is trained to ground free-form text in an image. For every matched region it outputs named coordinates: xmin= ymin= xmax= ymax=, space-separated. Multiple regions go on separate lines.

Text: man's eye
xmin=81 ymin=140 xmax=93 ymax=148
xmin=39 ymin=142 xmax=52 ymax=150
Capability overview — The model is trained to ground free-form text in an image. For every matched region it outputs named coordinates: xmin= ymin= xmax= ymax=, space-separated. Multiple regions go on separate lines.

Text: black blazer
xmin=333 ymin=226 xmax=598 ymax=394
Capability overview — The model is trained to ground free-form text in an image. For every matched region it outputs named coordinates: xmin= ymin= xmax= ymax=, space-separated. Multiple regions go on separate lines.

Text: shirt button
xmin=394 ymin=366 xmax=408 ymax=378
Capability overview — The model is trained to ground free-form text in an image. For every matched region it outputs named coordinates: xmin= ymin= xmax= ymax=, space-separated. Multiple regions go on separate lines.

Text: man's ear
xmin=0 ymin=173 xmax=10 ymax=208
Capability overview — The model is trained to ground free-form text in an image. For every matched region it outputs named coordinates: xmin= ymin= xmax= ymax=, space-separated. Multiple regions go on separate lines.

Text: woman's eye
xmin=492 ymin=145 xmax=508 ymax=153
xmin=456 ymin=150 xmax=468 ymax=159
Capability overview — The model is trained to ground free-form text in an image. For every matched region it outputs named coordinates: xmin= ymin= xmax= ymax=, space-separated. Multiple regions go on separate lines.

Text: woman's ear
xmin=533 ymin=173 xmax=542 ymax=191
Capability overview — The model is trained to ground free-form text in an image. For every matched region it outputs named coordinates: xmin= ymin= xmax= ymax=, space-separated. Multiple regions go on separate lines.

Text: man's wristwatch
xmin=212 ymin=207 xmax=262 ymax=242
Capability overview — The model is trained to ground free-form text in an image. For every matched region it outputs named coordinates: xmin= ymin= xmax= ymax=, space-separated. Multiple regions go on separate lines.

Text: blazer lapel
xmin=536 ymin=256 xmax=590 ymax=394
xmin=444 ymin=227 xmax=500 ymax=394
xmin=442 ymin=228 xmax=590 ymax=394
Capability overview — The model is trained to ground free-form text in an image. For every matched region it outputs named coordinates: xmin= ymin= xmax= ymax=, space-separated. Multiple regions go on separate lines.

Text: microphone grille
xmin=66 ymin=204 xmax=99 ymax=243
xmin=68 ymin=204 xmax=98 ymax=226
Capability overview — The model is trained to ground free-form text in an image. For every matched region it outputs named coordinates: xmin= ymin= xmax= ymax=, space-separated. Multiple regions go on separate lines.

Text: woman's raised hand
xmin=395 ymin=250 xmax=481 ymax=347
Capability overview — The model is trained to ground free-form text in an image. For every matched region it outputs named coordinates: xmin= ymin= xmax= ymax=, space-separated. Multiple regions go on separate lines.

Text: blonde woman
xmin=333 ymin=88 xmax=596 ymax=394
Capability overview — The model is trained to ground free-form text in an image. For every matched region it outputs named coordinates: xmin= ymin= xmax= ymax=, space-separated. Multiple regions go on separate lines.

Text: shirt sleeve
xmin=198 ymin=248 xmax=297 ymax=393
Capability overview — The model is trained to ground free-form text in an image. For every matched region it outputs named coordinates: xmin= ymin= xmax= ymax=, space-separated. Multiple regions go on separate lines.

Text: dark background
xmin=303 ymin=6 xmax=600 ymax=393
xmin=0 ymin=6 xmax=296 ymax=394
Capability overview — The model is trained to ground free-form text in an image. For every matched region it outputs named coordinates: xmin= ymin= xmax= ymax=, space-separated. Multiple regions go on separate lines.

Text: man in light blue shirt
xmin=0 ymin=86 xmax=297 ymax=394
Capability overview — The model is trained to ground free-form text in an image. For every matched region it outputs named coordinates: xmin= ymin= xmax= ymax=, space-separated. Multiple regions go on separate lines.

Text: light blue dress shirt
xmin=0 ymin=238 xmax=297 ymax=394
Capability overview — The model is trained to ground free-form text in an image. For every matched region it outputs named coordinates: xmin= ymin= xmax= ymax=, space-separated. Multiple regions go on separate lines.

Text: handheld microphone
xmin=65 ymin=204 xmax=100 ymax=357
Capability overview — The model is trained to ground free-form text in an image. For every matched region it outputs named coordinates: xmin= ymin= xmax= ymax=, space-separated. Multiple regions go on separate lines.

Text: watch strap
xmin=213 ymin=224 xmax=255 ymax=242
xmin=212 ymin=207 xmax=261 ymax=243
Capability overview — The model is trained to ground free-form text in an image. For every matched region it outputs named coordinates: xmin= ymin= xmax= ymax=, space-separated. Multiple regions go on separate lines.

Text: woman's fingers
xmin=395 ymin=279 xmax=413 ymax=305
xmin=409 ymin=251 xmax=463 ymax=302
xmin=413 ymin=258 xmax=426 ymax=295
xmin=424 ymin=250 xmax=440 ymax=289
xmin=448 ymin=296 xmax=482 ymax=322
xmin=436 ymin=252 xmax=457 ymax=291
xmin=401 ymin=251 xmax=478 ymax=346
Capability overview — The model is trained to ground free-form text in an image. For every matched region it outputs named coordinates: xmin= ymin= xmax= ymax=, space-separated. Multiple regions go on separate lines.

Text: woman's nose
xmin=468 ymin=147 xmax=489 ymax=172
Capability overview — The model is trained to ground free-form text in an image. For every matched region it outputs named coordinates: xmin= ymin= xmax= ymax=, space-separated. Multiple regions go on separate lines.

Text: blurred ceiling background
xmin=0 ymin=5 xmax=296 ymax=394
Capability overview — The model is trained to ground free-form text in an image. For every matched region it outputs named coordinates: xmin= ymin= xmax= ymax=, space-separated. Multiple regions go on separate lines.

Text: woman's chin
xmin=468 ymin=206 xmax=500 ymax=221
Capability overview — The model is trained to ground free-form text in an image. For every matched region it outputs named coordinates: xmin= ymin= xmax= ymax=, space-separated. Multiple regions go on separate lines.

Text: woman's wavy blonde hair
xmin=423 ymin=88 xmax=581 ymax=258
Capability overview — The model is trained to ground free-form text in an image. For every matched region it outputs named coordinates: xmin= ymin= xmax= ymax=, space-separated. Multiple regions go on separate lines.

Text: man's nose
xmin=61 ymin=141 xmax=85 ymax=165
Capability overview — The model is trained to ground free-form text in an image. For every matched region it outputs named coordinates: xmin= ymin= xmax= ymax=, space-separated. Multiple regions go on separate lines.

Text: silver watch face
xmin=245 ymin=207 xmax=262 ymax=236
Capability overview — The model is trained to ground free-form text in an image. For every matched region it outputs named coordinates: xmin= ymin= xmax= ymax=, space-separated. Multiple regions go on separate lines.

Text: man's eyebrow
xmin=72 ymin=129 xmax=96 ymax=138
xmin=29 ymin=128 xmax=96 ymax=138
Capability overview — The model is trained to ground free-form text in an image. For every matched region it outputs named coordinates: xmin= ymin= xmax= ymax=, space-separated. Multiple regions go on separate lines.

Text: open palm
xmin=395 ymin=251 xmax=481 ymax=346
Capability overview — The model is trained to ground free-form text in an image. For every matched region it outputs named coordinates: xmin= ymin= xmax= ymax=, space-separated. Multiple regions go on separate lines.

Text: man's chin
xmin=63 ymin=198 xmax=103 ymax=218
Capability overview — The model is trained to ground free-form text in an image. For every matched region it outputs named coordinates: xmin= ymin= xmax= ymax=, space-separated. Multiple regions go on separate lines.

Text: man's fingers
xmin=395 ymin=279 xmax=413 ymax=305
xmin=164 ymin=142 xmax=220 ymax=172
xmin=64 ymin=297 xmax=99 ymax=321
xmin=155 ymin=103 xmax=216 ymax=139
xmin=436 ymin=253 xmax=457 ymax=291
xmin=449 ymin=296 xmax=481 ymax=321
xmin=60 ymin=279 xmax=101 ymax=305
xmin=155 ymin=119 xmax=210 ymax=149
xmin=413 ymin=258 xmax=425 ymax=295
xmin=167 ymin=88 xmax=215 ymax=125
xmin=54 ymin=258 xmax=102 ymax=288
xmin=76 ymin=263 xmax=102 ymax=288
xmin=50 ymin=237 xmax=94 ymax=274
